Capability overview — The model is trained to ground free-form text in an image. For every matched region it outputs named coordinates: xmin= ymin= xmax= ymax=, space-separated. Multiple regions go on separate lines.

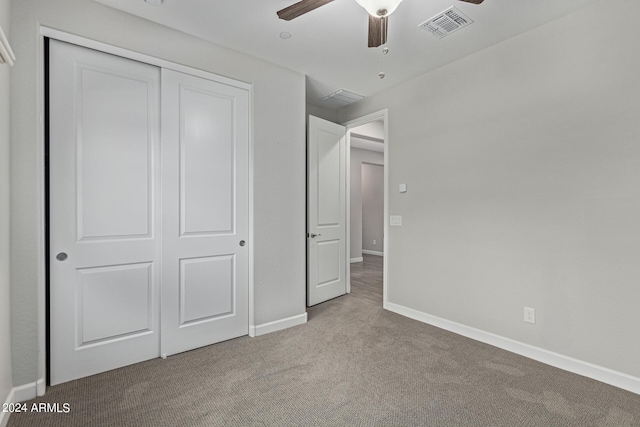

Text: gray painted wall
xmin=0 ymin=0 xmax=13 ymax=407
xmin=361 ymin=163 xmax=384 ymax=254
xmin=339 ymin=0 xmax=640 ymax=379
xmin=306 ymin=104 xmax=338 ymax=123
xmin=350 ymin=148 xmax=384 ymax=260
xmin=10 ymin=0 xmax=306 ymax=387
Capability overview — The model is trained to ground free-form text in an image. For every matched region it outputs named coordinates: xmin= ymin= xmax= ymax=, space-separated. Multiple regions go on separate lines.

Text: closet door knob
xmin=56 ymin=252 xmax=68 ymax=261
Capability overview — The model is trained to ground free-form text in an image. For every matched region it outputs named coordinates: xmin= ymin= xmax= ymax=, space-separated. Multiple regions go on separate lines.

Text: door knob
xmin=308 ymin=233 xmax=322 ymax=238
xmin=239 ymin=240 xmax=246 ymax=247
xmin=56 ymin=252 xmax=68 ymax=261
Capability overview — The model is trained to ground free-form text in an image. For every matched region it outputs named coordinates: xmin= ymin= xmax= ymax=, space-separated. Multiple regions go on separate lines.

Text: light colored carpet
xmin=8 ymin=254 xmax=640 ymax=426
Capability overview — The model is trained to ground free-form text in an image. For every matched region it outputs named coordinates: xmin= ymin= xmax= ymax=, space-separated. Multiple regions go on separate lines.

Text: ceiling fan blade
xmin=277 ymin=0 xmax=335 ymax=21
xmin=368 ymin=15 xmax=388 ymax=48
xmin=458 ymin=0 xmax=484 ymax=4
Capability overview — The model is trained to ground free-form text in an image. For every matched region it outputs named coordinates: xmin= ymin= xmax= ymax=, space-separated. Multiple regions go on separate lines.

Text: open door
xmin=307 ymin=116 xmax=347 ymax=306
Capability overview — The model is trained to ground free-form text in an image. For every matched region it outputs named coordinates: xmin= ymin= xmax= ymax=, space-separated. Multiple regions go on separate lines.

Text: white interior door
xmin=49 ymin=40 xmax=161 ymax=385
xmin=307 ymin=115 xmax=347 ymax=306
xmin=160 ymin=69 xmax=249 ymax=356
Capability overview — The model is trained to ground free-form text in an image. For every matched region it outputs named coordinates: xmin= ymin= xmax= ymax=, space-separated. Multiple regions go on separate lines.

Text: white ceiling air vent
xmin=321 ymin=89 xmax=364 ymax=107
xmin=419 ymin=6 xmax=473 ymax=39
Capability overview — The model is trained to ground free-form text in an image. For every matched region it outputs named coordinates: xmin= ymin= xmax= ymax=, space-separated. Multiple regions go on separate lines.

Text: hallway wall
xmin=361 ymin=163 xmax=384 ymax=254
xmin=350 ymin=148 xmax=383 ymax=261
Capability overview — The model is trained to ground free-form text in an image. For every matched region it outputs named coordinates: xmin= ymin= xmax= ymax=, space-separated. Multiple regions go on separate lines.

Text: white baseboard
xmin=350 ymin=257 xmax=364 ymax=263
xmin=249 ymin=312 xmax=307 ymax=337
xmin=0 ymin=388 xmax=14 ymax=427
xmin=0 ymin=380 xmax=42 ymax=427
xmin=37 ymin=378 xmax=45 ymax=397
xmin=385 ymin=301 xmax=640 ymax=396
xmin=362 ymin=250 xmax=383 ymax=256
xmin=12 ymin=382 xmax=37 ymax=403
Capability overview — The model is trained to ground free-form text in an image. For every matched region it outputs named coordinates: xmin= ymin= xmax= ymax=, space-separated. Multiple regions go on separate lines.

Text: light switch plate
xmin=399 ymin=183 xmax=407 ymax=193
xmin=390 ymin=215 xmax=402 ymax=226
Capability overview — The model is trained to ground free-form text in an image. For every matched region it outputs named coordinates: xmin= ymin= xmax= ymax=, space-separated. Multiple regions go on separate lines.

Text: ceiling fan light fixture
xmin=355 ymin=0 xmax=403 ymax=17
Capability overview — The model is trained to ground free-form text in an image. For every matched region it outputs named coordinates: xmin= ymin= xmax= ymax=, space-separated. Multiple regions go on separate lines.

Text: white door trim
xmin=40 ymin=28 xmax=251 ymax=91
xmin=37 ymin=27 xmax=255 ymax=392
xmin=342 ymin=110 xmax=389 ymax=306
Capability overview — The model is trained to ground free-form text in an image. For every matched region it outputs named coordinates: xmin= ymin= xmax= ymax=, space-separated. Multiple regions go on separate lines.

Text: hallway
xmin=349 ymin=254 xmax=383 ymax=305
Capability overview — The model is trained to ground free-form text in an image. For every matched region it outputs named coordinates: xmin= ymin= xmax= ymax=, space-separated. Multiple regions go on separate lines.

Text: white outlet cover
xmin=524 ymin=307 xmax=535 ymax=324
xmin=390 ymin=215 xmax=402 ymax=226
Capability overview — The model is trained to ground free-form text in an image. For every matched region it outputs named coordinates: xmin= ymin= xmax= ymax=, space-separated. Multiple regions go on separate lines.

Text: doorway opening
xmin=344 ymin=110 xmax=388 ymax=307
xmin=305 ymin=110 xmax=388 ymax=308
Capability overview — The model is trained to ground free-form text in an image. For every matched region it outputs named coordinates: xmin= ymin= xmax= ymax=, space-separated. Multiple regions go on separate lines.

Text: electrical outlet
xmin=524 ymin=307 xmax=535 ymax=324
xmin=373 ymin=240 xmax=376 ymax=245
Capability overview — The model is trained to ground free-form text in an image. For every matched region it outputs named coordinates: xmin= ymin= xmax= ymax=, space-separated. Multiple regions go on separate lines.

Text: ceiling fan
xmin=277 ymin=0 xmax=484 ymax=48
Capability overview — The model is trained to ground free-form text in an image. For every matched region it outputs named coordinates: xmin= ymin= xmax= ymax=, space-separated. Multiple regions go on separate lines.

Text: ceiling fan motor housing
xmin=355 ymin=0 xmax=404 ymax=17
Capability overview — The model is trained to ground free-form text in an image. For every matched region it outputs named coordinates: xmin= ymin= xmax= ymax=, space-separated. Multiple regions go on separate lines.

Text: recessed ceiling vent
xmin=321 ymin=89 xmax=364 ymax=107
xmin=419 ymin=6 xmax=473 ymax=39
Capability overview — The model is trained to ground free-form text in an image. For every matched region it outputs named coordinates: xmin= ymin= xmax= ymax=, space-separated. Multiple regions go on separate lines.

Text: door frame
xmin=36 ymin=27 xmax=255 ymax=391
xmin=342 ymin=110 xmax=389 ymax=306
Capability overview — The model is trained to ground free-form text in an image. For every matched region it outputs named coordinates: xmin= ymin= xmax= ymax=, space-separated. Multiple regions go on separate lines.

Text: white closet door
xmin=160 ymin=69 xmax=249 ymax=356
xmin=49 ymin=40 xmax=161 ymax=385
xmin=50 ymin=41 xmax=251 ymax=385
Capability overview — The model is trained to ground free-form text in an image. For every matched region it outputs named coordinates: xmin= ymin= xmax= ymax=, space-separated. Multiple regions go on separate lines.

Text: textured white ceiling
xmin=96 ymin=0 xmax=601 ymax=109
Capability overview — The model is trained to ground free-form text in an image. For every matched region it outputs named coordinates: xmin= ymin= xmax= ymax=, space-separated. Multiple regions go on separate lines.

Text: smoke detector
xmin=419 ymin=6 xmax=473 ymax=38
